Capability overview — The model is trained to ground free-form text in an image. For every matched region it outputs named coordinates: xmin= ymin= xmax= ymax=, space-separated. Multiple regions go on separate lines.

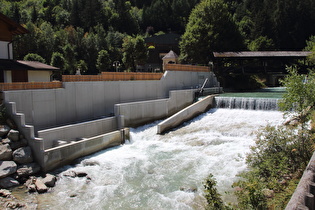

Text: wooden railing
xmin=165 ymin=64 xmax=210 ymax=72
xmin=101 ymin=72 xmax=163 ymax=81
xmin=62 ymin=72 xmax=163 ymax=82
xmin=0 ymin=64 xmax=208 ymax=90
xmin=62 ymin=75 xmax=102 ymax=82
xmin=0 ymin=81 xmax=63 ymax=91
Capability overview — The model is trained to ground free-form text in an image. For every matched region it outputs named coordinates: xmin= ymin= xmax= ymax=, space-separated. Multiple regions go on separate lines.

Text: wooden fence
xmin=0 ymin=64 xmax=209 ymax=90
xmin=62 ymin=75 xmax=102 ymax=82
xmin=165 ymin=64 xmax=210 ymax=72
xmin=62 ymin=72 xmax=163 ymax=82
xmin=0 ymin=81 xmax=63 ymax=91
xmin=101 ymin=72 xmax=163 ymax=81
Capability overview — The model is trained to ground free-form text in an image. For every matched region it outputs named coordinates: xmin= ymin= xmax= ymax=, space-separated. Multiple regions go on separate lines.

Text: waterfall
xmin=215 ymin=97 xmax=279 ymax=110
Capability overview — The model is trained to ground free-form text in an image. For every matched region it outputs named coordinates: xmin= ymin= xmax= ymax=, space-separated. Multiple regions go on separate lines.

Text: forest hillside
xmin=1 ymin=0 xmax=314 ymax=74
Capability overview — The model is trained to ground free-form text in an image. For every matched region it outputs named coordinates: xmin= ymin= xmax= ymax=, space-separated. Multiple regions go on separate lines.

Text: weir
xmin=214 ymin=96 xmax=279 ymax=110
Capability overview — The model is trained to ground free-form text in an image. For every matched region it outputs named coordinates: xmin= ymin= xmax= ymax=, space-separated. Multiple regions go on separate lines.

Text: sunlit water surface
xmin=35 ymin=108 xmax=284 ymax=210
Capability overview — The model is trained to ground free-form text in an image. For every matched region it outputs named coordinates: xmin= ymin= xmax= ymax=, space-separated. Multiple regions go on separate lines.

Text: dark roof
xmin=0 ymin=59 xmax=60 ymax=71
xmin=145 ymin=33 xmax=181 ymax=45
xmin=213 ymin=51 xmax=312 ymax=58
xmin=0 ymin=13 xmax=29 ymax=36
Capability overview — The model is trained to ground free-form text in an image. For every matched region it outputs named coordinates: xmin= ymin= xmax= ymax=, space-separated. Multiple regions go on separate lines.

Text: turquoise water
xmin=218 ymin=87 xmax=285 ymax=99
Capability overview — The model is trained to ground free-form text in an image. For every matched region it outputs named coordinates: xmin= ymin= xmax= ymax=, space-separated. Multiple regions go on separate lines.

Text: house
xmin=0 ymin=13 xmax=59 ymax=82
xmin=162 ymin=50 xmax=179 ymax=71
xmin=144 ymin=33 xmax=181 ymax=72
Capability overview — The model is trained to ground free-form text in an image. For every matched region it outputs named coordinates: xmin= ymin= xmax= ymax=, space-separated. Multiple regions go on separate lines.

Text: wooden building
xmin=0 ymin=13 xmax=59 ymax=82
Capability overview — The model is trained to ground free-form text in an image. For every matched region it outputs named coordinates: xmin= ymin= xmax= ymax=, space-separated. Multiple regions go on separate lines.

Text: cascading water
xmin=215 ymin=97 xmax=279 ymax=110
xmin=35 ymin=109 xmax=284 ymax=210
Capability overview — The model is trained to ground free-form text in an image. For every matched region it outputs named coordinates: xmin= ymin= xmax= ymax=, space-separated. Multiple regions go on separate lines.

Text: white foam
xmin=37 ymin=109 xmax=284 ymax=209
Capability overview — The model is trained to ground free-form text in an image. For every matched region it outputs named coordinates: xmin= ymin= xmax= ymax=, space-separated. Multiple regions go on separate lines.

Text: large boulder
xmin=0 ymin=161 xmax=17 ymax=178
xmin=35 ymin=179 xmax=48 ymax=193
xmin=0 ymin=125 xmax=10 ymax=137
xmin=12 ymin=146 xmax=33 ymax=164
xmin=0 ymin=177 xmax=20 ymax=188
xmin=7 ymin=130 xmax=19 ymax=142
xmin=9 ymin=139 xmax=28 ymax=151
xmin=0 ymin=144 xmax=12 ymax=161
xmin=16 ymin=163 xmax=40 ymax=177
xmin=41 ymin=174 xmax=57 ymax=187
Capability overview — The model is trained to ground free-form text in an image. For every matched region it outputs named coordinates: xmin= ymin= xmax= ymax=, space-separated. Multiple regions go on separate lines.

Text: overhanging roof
xmin=213 ymin=51 xmax=312 ymax=59
xmin=0 ymin=59 xmax=60 ymax=71
xmin=0 ymin=13 xmax=29 ymax=36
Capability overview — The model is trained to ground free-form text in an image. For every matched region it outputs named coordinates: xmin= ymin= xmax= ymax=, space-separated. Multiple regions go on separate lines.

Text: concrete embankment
xmin=2 ymin=70 xmax=222 ymax=171
xmin=157 ymin=95 xmax=216 ymax=134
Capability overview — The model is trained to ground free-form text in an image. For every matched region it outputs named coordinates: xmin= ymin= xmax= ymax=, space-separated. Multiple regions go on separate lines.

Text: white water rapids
xmin=36 ymin=109 xmax=284 ymax=210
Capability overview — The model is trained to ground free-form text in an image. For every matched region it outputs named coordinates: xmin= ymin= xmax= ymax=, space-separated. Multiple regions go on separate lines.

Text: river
xmin=35 ymin=108 xmax=284 ymax=210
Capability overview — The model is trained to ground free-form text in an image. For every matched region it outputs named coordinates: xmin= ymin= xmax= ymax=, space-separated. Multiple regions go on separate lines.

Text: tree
xmin=96 ymin=50 xmax=110 ymax=72
xmin=77 ymin=60 xmax=88 ymax=75
xmin=122 ymin=35 xmax=147 ymax=71
xmin=305 ymin=36 xmax=315 ymax=65
xmin=248 ymin=36 xmax=275 ymax=51
xmin=179 ymin=0 xmax=244 ymax=64
xmin=279 ymin=67 xmax=315 ymax=124
xmin=24 ymin=53 xmax=46 ymax=63
xmin=51 ymin=52 xmax=65 ymax=73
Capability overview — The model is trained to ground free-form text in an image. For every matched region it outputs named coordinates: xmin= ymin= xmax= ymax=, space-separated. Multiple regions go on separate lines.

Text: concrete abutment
xmin=2 ymin=70 xmax=221 ymax=172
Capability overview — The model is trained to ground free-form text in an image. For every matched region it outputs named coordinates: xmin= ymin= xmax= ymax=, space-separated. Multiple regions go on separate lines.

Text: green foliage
xmin=279 ymin=67 xmax=315 ymax=122
xmin=77 ymin=60 xmax=88 ymax=75
xmin=305 ymin=36 xmax=315 ymax=65
xmin=248 ymin=125 xmax=312 ymax=179
xmin=233 ymin=171 xmax=268 ymax=209
xmin=23 ymin=53 xmax=46 ymax=63
xmin=204 ymin=174 xmax=228 ymax=210
xmin=233 ymin=123 xmax=314 ymax=209
xmin=179 ymin=0 xmax=244 ymax=64
xmin=50 ymin=52 xmax=65 ymax=72
xmin=122 ymin=35 xmax=147 ymax=71
xmin=2 ymin=0 xmax=315 ymax=73
xmin=248 ymin=36 xmax=275 ymax=51
xmin=96 ymin=50 xmax=111 ymax=72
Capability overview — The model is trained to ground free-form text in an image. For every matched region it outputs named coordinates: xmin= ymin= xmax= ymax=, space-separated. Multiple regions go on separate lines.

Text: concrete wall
xmin=38 ymin=116 xmax=123 ymax=149
xmin=3 ymin=71 xmax=219 ymax=132
xmin=115 ymin=89 xmax=195 ymax=127
xmin=0 ymin=41 xmax=12 ymax=59
xmin=6 ymin=101 xmax=129 ymax=172
xmin=3 ymin=70 xmax=221 ymax=172
xmin=28 ymin=70 xmax=52 ymax=82
xmin=42 ymin=129 xmax=129 ymax=172
xmin=157 ymin=95 xmax=216 ymax=134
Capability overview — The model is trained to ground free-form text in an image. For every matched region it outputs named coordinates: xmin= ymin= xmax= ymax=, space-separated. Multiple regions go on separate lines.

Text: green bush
xmin=233 ymin=124 xmax=314 ymax=209
xmin=204 ymin=174 xmax=228 ymax=210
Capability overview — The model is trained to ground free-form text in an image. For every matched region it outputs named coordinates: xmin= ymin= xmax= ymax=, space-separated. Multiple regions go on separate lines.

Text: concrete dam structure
xmin=2 ymin=69 xmax=221 ymax=171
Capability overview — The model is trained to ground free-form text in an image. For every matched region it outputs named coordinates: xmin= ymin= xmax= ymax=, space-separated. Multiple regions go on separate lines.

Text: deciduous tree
xmin=179 ymin=0 xmax=244 ymax=64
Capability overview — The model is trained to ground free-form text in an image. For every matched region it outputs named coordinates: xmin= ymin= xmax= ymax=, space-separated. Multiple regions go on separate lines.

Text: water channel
xmin=34 ymin=107 xmax=284 ymax=209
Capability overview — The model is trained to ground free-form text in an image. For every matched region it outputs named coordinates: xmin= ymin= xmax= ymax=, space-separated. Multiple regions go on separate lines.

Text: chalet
xmin=144 ymin=33 xmax=180 ymax=72
xmin=0 ymin=13 xmax=59 ymax=82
